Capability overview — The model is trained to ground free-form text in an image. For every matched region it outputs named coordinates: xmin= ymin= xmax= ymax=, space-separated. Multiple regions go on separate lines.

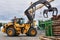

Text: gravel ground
xmin=0 ymin=28 xmax=45 ymax=40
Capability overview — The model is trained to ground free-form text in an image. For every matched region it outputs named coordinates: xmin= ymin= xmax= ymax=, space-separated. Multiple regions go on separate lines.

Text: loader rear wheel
xmin=6 ymin=28 xmax=15 ymax=36
xmin=27 ymin=28 xmax=37 ymax=36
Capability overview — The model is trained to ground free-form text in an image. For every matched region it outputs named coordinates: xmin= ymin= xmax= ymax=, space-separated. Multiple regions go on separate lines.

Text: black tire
xmin=27 ymin=28 xmax=37 ymax=36
xmin=6 ymin=28 xmax=16 ymax=36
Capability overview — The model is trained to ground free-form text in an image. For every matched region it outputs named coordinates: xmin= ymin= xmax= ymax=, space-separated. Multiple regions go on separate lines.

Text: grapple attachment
xmin=43 ymin=7 xmax=58 ymax=18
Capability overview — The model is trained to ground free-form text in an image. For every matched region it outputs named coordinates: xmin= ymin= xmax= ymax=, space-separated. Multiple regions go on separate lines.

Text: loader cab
xmin=12 ymin=18 xmax=24 ymax=24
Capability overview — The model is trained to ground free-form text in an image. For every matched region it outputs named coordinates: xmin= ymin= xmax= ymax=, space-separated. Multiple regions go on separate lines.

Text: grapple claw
xmin=43 ymin=7 xmax=58 ymax=18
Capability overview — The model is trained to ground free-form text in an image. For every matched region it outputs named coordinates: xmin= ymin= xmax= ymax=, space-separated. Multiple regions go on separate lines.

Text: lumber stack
xmin=52 ymin=15 xmax=60 ymax=36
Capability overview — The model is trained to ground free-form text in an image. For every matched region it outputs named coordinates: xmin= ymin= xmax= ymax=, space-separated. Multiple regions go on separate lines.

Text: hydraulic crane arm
xmin=28 ymin=0 xmax=54 ymax=13
xmin=24 ymin=0 xmax=57 ymax=23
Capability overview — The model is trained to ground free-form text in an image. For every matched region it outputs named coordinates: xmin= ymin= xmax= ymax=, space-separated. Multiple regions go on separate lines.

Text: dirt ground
xmin=0 ymin=29 xmax=45 ymax=40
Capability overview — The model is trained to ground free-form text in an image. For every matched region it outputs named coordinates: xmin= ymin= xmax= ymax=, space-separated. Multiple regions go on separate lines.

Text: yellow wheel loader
xmin=1 ymin=0 xmax=58 ymax=37
xmin=2 ymin=18 xmax=37 ymax=36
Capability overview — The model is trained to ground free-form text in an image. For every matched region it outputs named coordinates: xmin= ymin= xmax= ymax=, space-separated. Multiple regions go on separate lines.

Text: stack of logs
xmin=52 ymin=15 xmax=60 ymax=36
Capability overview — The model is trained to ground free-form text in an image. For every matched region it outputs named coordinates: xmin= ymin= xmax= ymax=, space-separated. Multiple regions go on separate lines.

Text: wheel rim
xmin=31 ymin=30 xmax=36 ymax=35
xmin=8 ymin=30 xmax=13 ymax=36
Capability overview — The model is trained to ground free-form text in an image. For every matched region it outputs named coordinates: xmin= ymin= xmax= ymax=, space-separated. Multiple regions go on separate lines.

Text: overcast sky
xmin=0 ymin=0 xmax=60 ymax=21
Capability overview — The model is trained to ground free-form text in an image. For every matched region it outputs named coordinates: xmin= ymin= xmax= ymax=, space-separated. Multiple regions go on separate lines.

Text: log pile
xmin=52 ymin=15 xmax=60 ymax=36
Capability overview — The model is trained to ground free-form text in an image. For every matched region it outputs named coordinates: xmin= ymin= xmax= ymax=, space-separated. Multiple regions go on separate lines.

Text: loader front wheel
xmin=27 ymin=28 xmax=37 ymax=36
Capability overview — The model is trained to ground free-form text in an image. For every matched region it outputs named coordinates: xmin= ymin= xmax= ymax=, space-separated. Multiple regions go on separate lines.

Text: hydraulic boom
xmin=24 ymin=0 xmax=58 ymax=23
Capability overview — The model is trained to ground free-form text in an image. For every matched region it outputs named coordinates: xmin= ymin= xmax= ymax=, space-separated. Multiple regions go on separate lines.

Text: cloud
xmin=0 ymin=20 xmax=10 ymax=23
xmin=0 ymin=0 xmax=59 ymax=21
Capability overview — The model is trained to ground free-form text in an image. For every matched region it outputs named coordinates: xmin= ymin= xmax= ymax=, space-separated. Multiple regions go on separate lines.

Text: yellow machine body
xmin=2 ymin=18 xmax=37 ymax=36
xmin=2 ymin=22 xmax=30 ymax=34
